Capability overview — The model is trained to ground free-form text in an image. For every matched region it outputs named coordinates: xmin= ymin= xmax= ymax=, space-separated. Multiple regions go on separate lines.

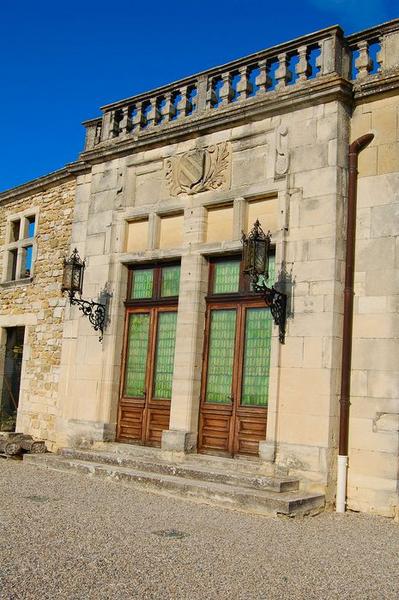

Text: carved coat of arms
xmin=166 ymin=142 xmax=231 ymax=195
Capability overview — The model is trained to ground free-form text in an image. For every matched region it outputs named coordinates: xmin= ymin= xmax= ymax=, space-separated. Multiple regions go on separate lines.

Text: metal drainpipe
xmin=336 ymin=133 xmax=374 ymax=513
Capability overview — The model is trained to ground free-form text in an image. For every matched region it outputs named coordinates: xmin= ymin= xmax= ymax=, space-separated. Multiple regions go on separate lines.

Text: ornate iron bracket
xmin=69 ymin=296 xmax=106 ymax=342
xmin=252 ymin=277 xmax=287 ymax=344
xmin=242 ymin=221 xmax=288 ymax=344
xmin=62 ymin=249 xmax=107 ymax=342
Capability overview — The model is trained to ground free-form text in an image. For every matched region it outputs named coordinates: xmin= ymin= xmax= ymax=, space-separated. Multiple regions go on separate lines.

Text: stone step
xmin=59 ymin=447 xmax=299 ymax=493
xmin=23 ymin=454 xmax=325 ymax=518
xmin=94 ymin=442 xmax=275 ymax=476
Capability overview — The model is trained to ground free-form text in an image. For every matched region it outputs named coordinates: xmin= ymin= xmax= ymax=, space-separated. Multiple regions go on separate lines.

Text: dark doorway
xmin=0 ymin=327 xmax=25 ymax=432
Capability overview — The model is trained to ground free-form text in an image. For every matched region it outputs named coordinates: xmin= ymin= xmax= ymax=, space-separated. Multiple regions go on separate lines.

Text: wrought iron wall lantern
xmin=241 ymin=220 xmax=287 ymax=343
xmin=61 ymin=249 xmax=106 ymax=341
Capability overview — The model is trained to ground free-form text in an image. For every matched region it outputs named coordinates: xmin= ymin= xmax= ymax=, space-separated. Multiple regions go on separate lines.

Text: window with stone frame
xmin=2 ymin=211 xmax=38 ymax=282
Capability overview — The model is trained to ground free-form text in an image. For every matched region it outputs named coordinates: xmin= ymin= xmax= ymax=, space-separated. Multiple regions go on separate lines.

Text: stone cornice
xmin=0 ymin=162 xmax=89 ymax=204
xmin=353 ymin=70 xmax=399 ymax=103
xmin=80 ymin=75 xmax=353 ymax=166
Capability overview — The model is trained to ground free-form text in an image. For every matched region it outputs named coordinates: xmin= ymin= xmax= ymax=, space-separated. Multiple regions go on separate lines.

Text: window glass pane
xmin=124 ymin=313 xmax=150 ymax=397
xmin=213 ymin=260 xmax=240 ymax=294
xmin=27 ymin=217 xmax=35 ymax=238
xmin=161 ymin=265 xmax=180 ymax=297
xmin=152 ymin=312 xmax=177 ymax=399
xmin=131 ymin=269 xmax=154 ymax=299
xmin=10 ymin=220 xmax=20 ymax=242
xmin=10 ymin=250 xmax=18 ymax=281
xmin=241 ymin=307 xmax=272 ymax=406
xmin=205 ymin=309 xmax=236 ymax=404
xmin=24 ymin=246 xmax=33 ymax=278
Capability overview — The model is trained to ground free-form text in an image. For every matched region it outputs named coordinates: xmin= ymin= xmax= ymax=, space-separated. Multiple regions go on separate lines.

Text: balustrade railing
xmin=346 ymin=20 xmax=399 ymax=81
xmin=83 ymin=19 xmax=399 ymax=151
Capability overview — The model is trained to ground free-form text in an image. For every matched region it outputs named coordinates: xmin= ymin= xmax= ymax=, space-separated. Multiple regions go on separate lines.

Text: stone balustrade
xmin=347 ymin=18 xmax=399 ymax=80
xmin=83 ymin=19 xmax=399 ymax=151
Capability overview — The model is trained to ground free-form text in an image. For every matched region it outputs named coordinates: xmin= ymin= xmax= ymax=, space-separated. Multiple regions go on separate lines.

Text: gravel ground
xmin=0 ymin=460 xmax=398 ymax=600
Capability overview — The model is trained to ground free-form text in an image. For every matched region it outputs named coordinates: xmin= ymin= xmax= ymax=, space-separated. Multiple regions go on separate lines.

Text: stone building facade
xmin=1 ymin=19 xmax=398 ymax=518
xmin=0 ymin=172 xmax=76 ymax=445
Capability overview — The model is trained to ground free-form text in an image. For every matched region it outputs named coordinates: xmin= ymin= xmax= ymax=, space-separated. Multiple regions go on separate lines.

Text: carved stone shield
xmin=165 ymin=141 xmax=231 ymax=196
xmin=177 ymin=149 xmax=205 ymax=189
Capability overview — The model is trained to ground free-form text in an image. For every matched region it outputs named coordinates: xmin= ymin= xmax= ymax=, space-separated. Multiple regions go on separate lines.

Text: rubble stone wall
xmin=0 ymin=178 xmax=75 ymax=447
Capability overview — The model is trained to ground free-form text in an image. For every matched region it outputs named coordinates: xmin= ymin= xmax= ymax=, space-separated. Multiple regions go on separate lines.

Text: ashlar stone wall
xmin=348 ymin=93 xmax=399 ymax=518
xmin=56 ymin=96 xmax=348 ymax=508
xmin=0 ymin=178 xmax=75 ymax=447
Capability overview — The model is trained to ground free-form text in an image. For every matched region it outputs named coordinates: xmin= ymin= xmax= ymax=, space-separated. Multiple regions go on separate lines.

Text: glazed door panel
xmin=145 ymin=309 xmax=177 ymax=445
xmin=199 ymin=308 xmax=237 ymax=453
xmin=117 ymin=307 xmax=177 ymax=446
xmin=199 ymin=302 xmax=272 ymax=456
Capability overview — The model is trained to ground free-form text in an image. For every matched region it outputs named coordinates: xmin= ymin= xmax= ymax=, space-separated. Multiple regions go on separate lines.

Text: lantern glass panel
xmin=72 ymin=262 xmax=83 ymax=293
xmin=254 ymin=238 xmax=269 ymax=278
xmin=62 ymin=263 xmax=73 ymax=292
xmin=243 ymin=239 xmax=255 ymax=273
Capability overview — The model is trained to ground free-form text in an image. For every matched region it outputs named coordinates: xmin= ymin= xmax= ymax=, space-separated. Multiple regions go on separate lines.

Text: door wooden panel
xmin=118 ymin=402 xmax=144 ymax=442
xmin=235 ymin=410 xmax=267 ymax=455
xmin=199 ymin=301 xmax=272 ymax=457
xmin=199 ymin=409 xmax=232 ymax=454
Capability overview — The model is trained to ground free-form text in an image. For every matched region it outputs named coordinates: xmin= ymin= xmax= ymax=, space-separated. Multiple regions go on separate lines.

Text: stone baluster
xmin=119 ymin=106 xmax=132 ymax=136
xmin=145 ymin=100 xmax=156 ymax=127
xmin=181 ymin=86 xmax=191 ymax=115
xmin=94 ymin=121 xmax=102 ymax=145
xmin=131 ymin=102 xmax=144 ymax=131
xmin=219 ymin=73 xmax=234 ymax=106
xmin=275 ymin=53 xmax=290 ymax=89
xmin=161 ymin=92 xmax=176 ymax=122
xmin=185 ymin=85 xmax=196 ymax=115
xmin=206 ymin=78 xmax=219 ymax=109
xmin=296 ymin=46 xmax=311 ymax=82
xmin=355 ymin=40 xmax=372 ymax=79
xmin=255 ymin=59 xmax=269 ymax=93
xmin=237 ymin=65 xmax=253 ymax=99
xmin=175 ymin=86 xmax=188 ymax=117
xmin=109 ymin=110 xmax=122 ymax=138
xmin=154 ymin=98 xmax=163 ymax=125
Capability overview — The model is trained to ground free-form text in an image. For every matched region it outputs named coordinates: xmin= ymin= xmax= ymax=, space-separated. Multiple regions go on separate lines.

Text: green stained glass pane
xmin=206 ymin=309 xmax=236 ymax=404
xmin=213 ymin=261 xmax=240 ymax=294
xmin=161 ymin=266 xmax=181 ymax=297
xmin=153 ymin=312 xmax=177 ymax=399
xmin=124 ymin=313 xmax=150 ymax=397
xmin=241 ymin=308 xmax=272 ymax=406
xmin=131 ymin=269 xmax=154 ymax=299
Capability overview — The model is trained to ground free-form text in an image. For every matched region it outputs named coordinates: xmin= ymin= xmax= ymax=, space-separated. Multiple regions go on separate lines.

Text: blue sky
xmin=0 ymin=0 xmax=397 ymax=191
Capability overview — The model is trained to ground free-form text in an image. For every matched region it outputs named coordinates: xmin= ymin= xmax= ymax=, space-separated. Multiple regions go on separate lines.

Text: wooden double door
xmin=198 ymin=300 xmax=272 ymax=456
xmin=117 ymin=306 xmax=177 ymax=446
